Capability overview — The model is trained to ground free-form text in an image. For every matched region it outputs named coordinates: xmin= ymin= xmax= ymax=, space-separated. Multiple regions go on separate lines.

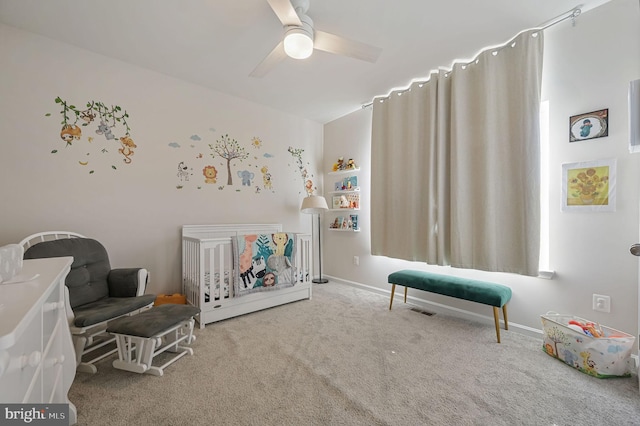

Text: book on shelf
xmin=332 ymin=194 xmax=352 ymax=209
xmin=341 ymin=216 xmax=350 ymax=229
xmin=332 ymin=196 xmax=341 ymax=209
xmin=346 ymin=193 xmax=359 ymax=209
xmin=334 ymin=176 xmax=358 ymax=191
xmin=349 ymin=214 xmax=359 ymax=230
xmin=344 ymin=176 xmax=357 ymax=190
xmin=330 ymin=216 xmax=344 ymax=229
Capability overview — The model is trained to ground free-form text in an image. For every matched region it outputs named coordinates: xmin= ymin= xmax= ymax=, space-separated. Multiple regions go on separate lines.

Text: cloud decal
xmin=190 ymin=135 xmax=202 ymax=141
xmin=608 ymin=345 xmax=625 ymax=354
xmin=168 ymin=142 xmax=181 ymax=148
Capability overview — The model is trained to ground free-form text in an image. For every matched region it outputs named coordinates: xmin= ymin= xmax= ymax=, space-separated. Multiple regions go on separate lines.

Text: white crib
xmin=182 ymin=224 xmax=313 ymax=328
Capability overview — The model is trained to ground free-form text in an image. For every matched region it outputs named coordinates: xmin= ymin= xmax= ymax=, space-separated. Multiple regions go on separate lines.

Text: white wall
xmin=323 ymin=0 xmax=640 ymax=338
xmin=0 ymin=24 xmax=324 ymax=295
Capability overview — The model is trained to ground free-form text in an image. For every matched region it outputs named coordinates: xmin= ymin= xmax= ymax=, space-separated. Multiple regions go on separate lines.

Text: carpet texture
xmin=69 ymin=283 xmax=640 ymax=425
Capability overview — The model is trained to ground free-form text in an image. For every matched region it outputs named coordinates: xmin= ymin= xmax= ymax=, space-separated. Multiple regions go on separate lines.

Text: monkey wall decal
xmin=48 ymin=97 xmax=138 ymax=173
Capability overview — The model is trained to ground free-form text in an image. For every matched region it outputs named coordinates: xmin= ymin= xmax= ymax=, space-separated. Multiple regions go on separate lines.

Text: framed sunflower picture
xmin=561 ymin=158 xmax=616 ymax=212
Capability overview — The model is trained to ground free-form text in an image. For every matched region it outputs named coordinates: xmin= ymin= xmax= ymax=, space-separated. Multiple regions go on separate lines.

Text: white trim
xmin=537 ymin=270 xmax=556 ymax=280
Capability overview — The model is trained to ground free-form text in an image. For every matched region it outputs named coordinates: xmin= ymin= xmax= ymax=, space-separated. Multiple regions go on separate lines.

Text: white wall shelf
xmin=328 ymin=187 xmax=360 ymax=194
xmin=328 ymin=168 xmax=360 ymax=175
xmin=327 ymin=163 xmax=361 ymax=232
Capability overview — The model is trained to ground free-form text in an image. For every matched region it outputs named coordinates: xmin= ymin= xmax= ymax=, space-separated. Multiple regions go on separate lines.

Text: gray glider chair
xmin=21 ymin=232 xmax=156 ymax=374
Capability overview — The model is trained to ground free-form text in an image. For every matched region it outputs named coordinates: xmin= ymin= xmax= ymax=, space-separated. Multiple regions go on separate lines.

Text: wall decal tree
xmin=209 ymin=134 xmax=249 ymax=185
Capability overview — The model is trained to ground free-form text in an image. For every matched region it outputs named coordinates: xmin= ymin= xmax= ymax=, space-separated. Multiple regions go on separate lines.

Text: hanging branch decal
xmin=46 ymin=97 xmax=137 ymax=173
xmin=288 ymin=146 xmax=316 ymax=195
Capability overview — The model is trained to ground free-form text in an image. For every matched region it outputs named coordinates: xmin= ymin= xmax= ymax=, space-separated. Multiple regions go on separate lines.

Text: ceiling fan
xmin=250 ymin=0 xmax=382 ymax=77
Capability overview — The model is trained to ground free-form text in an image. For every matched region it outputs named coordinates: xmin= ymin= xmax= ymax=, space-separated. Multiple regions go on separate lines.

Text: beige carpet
xmin=69 ymin=282 xmax=640 ymax=425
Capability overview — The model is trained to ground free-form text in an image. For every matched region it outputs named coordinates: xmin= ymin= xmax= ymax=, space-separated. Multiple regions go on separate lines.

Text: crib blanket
xmin=233 ymin=233 xmax=296 ymax=297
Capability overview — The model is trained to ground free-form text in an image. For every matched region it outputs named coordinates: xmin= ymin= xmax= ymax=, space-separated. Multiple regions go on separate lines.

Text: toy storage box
xmin=540 ymin=313 xmax=635 ymax=378
xmin=154 ymin=293 xmax=187 ymax=306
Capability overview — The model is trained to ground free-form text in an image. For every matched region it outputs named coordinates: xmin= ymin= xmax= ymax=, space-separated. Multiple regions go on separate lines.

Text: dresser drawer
xmin=43 ymin=285 xmax=64 ymax=347
xmin=42 ymin=321 xmax=66 ymax=403
xmin=0 ymin=308 xmax=43 ymax=402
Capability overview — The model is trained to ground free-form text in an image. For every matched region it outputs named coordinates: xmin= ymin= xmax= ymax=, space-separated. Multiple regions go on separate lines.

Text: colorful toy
xmin=567 ymin=324 xmax=584 ymax=334
xmin=332 ymin=157 xmax=344 ymax=171
xmin=568 ymin=319 xmax=603 ymax=338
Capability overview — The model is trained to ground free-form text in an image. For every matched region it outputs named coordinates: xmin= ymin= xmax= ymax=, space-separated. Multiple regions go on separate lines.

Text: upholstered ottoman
xmin=107 ymin=304 xmax=200 ymax=376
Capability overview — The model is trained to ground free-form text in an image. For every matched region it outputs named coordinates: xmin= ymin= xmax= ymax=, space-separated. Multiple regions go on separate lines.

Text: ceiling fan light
xmin=284 ymin=28 xmax=313 ymax=59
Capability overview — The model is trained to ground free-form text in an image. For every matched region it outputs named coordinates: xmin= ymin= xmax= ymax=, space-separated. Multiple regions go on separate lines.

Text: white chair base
xmin=75 ymin=332 xmax=117 ymax=374
xmin=111 ymin=319 xmax=196 ymax=377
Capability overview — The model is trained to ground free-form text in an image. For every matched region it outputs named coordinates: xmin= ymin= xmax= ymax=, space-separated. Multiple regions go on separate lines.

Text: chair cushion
xmin=74 ymin=294 xmax=157 ymax=328
xmin=107 ymin=304 xmax=200 ymax=338
xmin=25 ymin=238 xmax=111 ymax=308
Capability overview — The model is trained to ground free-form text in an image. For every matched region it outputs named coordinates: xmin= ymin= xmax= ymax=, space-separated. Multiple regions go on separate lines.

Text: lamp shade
xmin=300 ymin=195 xmax=328 ymax=214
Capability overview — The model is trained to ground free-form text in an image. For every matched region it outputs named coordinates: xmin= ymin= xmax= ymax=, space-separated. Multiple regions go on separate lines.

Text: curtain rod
xmin=361 ymin=5 xmax=583 ymax=110
xmin=540 ymin=5 xmax=582 ymax=30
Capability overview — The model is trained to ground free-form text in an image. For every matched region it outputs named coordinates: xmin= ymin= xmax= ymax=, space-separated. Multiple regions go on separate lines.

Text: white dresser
xmin=0 ymin=257 xmax=77 ymax=425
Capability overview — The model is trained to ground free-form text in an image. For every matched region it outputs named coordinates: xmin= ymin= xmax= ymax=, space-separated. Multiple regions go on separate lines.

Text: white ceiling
xmin=0 ymin=0 xmax=610 ymax=124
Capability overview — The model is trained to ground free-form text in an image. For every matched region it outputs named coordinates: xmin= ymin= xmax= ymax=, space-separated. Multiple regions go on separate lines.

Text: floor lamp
xmin=300 ymin=195 xmax=329 ymax=284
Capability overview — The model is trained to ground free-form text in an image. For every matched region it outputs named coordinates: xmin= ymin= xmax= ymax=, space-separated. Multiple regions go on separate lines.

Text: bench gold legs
xmin=389 ymin=284 xmax=409 ymax=310
xmin=492 ymin=304 xmax=509 ymax=343
xmin=389 ymin=284 xmax=396 ymax=309
xmin=503 ymin=305 xmax=509 ymax=330
xmin=493 ymin=307 xmax=501 ymax=343
xmin=391 ymin=282 xmax=509 ymax=343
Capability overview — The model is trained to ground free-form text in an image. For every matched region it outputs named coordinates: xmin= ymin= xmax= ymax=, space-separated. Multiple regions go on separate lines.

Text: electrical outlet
xmin=353 ymin=256 xmax=359 ymax=266
xmin=592 ymin=294 xmax=610 ymax=313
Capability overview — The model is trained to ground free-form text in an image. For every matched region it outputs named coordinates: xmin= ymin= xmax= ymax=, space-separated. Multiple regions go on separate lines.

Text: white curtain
xmin=371 ymin=29 xmax=543 ymax=276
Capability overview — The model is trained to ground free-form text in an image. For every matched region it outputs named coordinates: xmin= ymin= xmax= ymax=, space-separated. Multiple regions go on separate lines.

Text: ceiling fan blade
xmin=314 ymin=30 xmax=382 ymax=63
xmin=249 ymin=41 xmax=287 ymax=78
xmin=266 ymin=0 xmax=302 ymax=26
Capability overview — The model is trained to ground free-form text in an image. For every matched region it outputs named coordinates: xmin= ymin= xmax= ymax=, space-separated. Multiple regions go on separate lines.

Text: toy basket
xmin=154 ymin=293 xmax=187 ymax=306
xmin=540 ymin=312 xmax=635 ymax=378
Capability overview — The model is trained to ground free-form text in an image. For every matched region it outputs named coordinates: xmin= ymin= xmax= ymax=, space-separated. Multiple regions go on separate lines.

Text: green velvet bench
xmin=388 ymin=270 xmax=512 ymax=343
